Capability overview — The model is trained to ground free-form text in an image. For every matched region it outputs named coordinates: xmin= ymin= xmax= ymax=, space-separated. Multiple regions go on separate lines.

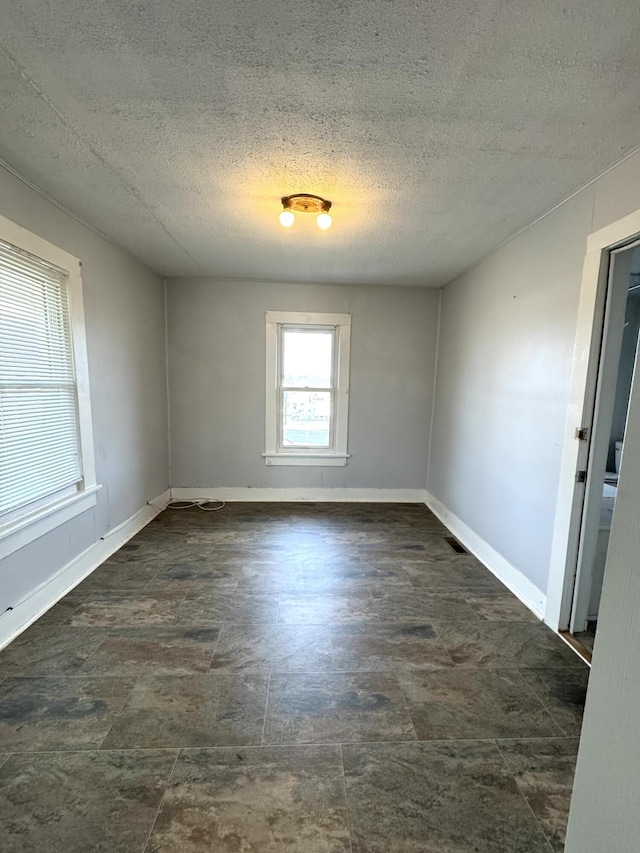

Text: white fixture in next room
xmin=605 ymin=440 xmax=624 ymax=485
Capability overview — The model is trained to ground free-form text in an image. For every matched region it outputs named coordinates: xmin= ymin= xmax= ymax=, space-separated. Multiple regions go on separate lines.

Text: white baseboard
xmin=0 ymin=488 xmax=171 ymax=651
xmin=424 ymin=490 xmax=547 ymax=619
xmin=170 ymin=487 xmax=429 ymax=503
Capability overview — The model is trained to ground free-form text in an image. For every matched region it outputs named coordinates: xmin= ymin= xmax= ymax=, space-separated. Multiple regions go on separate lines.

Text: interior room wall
xmin=427 ymin=147 xmax=640 ymax=610
xmin=167 ymin=278 xmax=439 ymax=493
xmin=0 ymin=166 xmax=169 ymax=615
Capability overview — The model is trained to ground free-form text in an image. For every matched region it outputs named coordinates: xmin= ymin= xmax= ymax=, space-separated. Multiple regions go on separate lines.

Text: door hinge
xmin=576 ymin=470 xmax=587 ymax=483
xmin=575 ymin=427 xmax=589 ymax=441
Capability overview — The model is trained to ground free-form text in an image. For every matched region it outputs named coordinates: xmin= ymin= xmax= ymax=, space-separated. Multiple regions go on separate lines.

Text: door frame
xmin=569 ymin=246 xmax=634 ymax=632
xmin=546 ymin=207 xmax=640 ymax=631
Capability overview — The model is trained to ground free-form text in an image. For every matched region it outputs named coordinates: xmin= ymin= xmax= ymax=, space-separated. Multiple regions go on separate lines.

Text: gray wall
xmin=0 ymin=166 xmax=169 ymax=611
xmin=167 ymin=278 xmax=438 ymax=490
xmin=428 ymin=148 xmax=640 ymax=599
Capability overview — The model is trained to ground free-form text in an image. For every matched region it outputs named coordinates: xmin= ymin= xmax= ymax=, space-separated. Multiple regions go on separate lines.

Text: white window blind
xmin=0 ymin=240 xmax=82 ymax=517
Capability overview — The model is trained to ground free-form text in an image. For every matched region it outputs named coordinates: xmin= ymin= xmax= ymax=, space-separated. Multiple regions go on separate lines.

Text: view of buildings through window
xmin=281 ymin=328 xmax=333 ymax=447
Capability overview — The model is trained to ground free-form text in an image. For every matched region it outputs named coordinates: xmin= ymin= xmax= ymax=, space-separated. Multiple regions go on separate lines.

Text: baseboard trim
xmin=0 ymin=488 xmax=171 ymax=651
xmin=424 ymin=491 xmax=547 ymax=620
xmin=170 ymin=487 xmax=429 ymax=503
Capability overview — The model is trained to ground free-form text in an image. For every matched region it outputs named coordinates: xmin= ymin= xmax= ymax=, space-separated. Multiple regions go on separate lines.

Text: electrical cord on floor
xmin=148 ymin=498 xmax=226 ymax=512
xmin=166 ymin=499 xmax=225 ymax=512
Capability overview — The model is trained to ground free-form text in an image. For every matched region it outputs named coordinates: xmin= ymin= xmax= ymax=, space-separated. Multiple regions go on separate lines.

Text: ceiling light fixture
xmin=280 ymin=193 xmax=332 ymax=230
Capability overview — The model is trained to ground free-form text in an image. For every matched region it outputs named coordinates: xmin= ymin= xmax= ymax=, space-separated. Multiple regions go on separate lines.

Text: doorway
xmin=546 ymin=209 xmax=640 ymax=659
xmin=568 ymin=243 xmax=640 ymax=656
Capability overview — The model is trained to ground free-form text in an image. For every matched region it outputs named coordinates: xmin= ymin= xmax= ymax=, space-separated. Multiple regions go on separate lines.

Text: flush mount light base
xmin=282 ymin=193 xmax=332 ymax=214
xmin=280 ymin=193 xmax=333 ymax=229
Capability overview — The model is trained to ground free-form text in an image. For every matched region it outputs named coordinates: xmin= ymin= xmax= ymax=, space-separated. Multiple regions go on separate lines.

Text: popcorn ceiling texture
xmin=0 ymin=0 xmax=639 ymax=286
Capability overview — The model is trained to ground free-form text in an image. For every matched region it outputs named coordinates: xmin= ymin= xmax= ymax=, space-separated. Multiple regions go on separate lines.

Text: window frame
xmin=277 ymin=323 xmax=336 ymax=452
xmin=0 ymin=213 xmax=99 ymax=559
xmin=264 ymin=311 xmax=351 ymax=466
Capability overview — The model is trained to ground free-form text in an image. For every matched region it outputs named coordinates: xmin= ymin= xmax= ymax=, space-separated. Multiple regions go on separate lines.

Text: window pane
xmin=0 ymin=387 xmax=82 ymax=514
xmin=282 ymin=391 xmax=331 ymax=447
xmin=0 ymin=252 xmax=73 ymax=384
xmin=282 ymin=330 xmax=333 ymax=388
xmin=0 ymin=242 xmax=81 ymax=517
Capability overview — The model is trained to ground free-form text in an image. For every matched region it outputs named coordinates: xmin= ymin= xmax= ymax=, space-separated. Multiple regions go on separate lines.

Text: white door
xmin=563 ymin=244 xmax=640 ymax=852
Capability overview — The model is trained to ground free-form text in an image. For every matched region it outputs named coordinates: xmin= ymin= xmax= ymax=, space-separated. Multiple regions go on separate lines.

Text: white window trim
xmin=264 ymin=310 xmax=351 ymax=466
xmin=0 ymin=213 xmax=100 ymax=559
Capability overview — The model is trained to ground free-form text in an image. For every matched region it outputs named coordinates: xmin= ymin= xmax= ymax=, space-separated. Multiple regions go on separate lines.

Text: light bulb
xmin=279 ymin=209 xmax=295 ymax=227
xmin=317 ymin=212 xmax=332 ymax=230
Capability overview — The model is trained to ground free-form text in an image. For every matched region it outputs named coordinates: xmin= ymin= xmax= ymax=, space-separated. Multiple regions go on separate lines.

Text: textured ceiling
xmin=1 ymin=1 xmax=640 ymax=286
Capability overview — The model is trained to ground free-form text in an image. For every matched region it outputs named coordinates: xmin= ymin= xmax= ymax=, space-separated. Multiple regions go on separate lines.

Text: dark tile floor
xmin=0 ymin=502 xmax=588 ymax=852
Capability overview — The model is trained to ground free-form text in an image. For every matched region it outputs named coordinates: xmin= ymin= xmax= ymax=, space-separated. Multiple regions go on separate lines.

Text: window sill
xmin=0 ymin=485 xmax=102 ymax=560
xmin=263 ymin=453 xmax=349 ymax=467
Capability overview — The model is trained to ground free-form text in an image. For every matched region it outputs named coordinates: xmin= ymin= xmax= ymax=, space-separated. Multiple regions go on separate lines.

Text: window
xmin=0 ymin=214 xmax=98 ymax=558
xmin=264 ymin=311 xmax=351 ymax=466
